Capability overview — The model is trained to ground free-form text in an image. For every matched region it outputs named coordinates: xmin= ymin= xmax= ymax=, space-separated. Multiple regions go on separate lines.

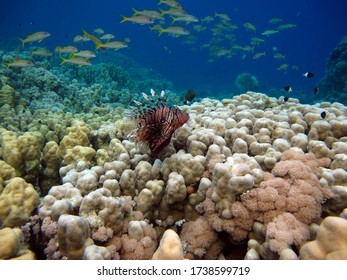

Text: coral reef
xmin=318 ymin=36 xmax=347 ymax=105
xmin=1 ymin=88 xmax=347 ymax=260
xmin=234 ymin=73 xmax=259 ymax=93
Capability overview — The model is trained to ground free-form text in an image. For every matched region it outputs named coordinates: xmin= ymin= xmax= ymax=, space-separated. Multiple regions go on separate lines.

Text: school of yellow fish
xmin=3 ymin=0 xmax=298 ymax=72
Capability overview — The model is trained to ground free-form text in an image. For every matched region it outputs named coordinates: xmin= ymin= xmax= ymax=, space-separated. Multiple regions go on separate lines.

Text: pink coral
xmin=119 ymin=223 xmax=157 ymax=260
xmin=180 ymin=216 xmax=224 ymax=259
xmin=92 ymin=227 xmax=114 ymax=243
xmin=41 ymin=216 xmax=58 ymax=239
xmin=241 ymin=158 xmax=332 ymax=225
xmin=266 ymin=213 xmax=310 ymax=253
xmin=196 ymin=150 xmax=332 ymax=250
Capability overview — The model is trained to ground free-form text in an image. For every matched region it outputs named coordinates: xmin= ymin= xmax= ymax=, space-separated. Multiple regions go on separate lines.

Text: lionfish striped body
xmin=127 ymin=89 xmax=189 ymax=155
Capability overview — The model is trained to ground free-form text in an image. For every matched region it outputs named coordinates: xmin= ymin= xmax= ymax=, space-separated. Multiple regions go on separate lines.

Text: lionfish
xmin=127 ymin=89 xmax=189 ymax=155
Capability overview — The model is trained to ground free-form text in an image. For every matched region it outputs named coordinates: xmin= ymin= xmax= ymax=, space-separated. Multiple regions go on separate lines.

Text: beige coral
xmin=152 ymin=229 xmax=184 ymax=260
xmin=79 ymin=188 xmax=125 ymax=234
xmin=0 ymin=130 xmax=41 ymax=182
xmin=0 ymin=177 xmax=39 ymax=227
xmin=0 ymin=160 xmax=16 ymax=180
xmin=57 ymin=125 xmax=90 ymax=160
xmin=0 ymin=227 xmax=35 ymax=260
xmin=57 ymin=214 xmax=93 ymax=259
xmin=300 ymin=216 xmax=347 ymax=260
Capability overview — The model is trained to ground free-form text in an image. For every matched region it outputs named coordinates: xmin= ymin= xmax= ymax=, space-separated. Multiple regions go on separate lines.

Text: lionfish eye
xmin=160 ymin=118 xmax=166 ymax=123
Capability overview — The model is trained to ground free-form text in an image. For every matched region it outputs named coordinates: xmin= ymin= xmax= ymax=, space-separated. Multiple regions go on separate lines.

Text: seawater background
xmin=1 ymin=0 xmax=346 ymax=103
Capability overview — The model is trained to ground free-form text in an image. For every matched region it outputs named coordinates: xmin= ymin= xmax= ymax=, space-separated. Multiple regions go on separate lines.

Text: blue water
xmin=1 ymin=0 xmax=346 ymax=103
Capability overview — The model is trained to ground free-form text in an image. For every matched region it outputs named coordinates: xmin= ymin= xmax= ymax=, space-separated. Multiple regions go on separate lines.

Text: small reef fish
xmin=183 ymin=89 xmax=196 ymax=104
xmin=261 ymin=29 xmax=279 ymax=36
xmin=314 ymin=87 xmax=319 ymax=95
xmin=201 ymin=16 xmax=214 ymax=23
xmin=82 ymin=29 xmax=128 ymax=50
xmin=120 ymin=15 xmax=154 ymax=25
xmin=268 ymin=17 xmax=283 ymax=24
xmin=132 ymin=8 xmax=162 ymax=20
xmin=320 ymin=111 xmax=326 ymax=119
xmin=277 ymin=63 xmax=289 ymax=71
xmin=243 ymin=22 xmax=256 ymax=32
xmin=99 ymin=41 xmax=128 ymax=50
xmin=214 ymin=13 xmax=231 ymax=21
xmin=250 ymin=37 xmax=265 ymax=46
xmin=73 ymin=50 xmax=96 ymax=58
xmin=160 ymin=8 xmax=187 ymax=17
xmin=253 ymin=52 xmax=266 ymax=59
xmin=172 ymin=15 xmax=199 ymax=24
xmin=73 ymin=35 xmax=85 ymax=43
xmin=55 ymin=46 xmax=78 ymax=54
xmin=4 ymin=59 xmax=35 ymax=68
xmin=283 ymin=97 xmax=289 ymax=102
xmin=158 ymin=0 xmax=182 ymax=9
xmin=156 ymin=26 xmax=190 ymax=36
xmin=215 ymin=49 xmax=230 ymax=57
xmin=18 ymin=31 xmax=51 ymax=47
xmin=93 ymin=28 xmax=105 ymax=34
xmin=277 ymin=23 xmax=297 ymax=30
xmin=60 ymin=56 xmax=92 ymax=66
xmin=303 ymin=72 xmax=314 ymax=78
xmin=100 ymin=34 xmax=115 ymax=41
xmin=192 ymin=24 xmax=207 ymax=32
xmin=127 ymin=89 xmax=189 ymax=155
xmin=273 ymin=53 xmax=286 ymax=59
xmin=284 ymin=85 xmax=292 ymax=92
xmin=31 ymin=48 xmax=53 ymax=57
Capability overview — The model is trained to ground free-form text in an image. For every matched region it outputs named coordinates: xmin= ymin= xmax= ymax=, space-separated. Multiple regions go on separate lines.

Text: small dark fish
xmin=303 ymin=72 xmax=314 ymax=78
xmin=183 ymin=88 xmax=196 ymax=104
xmin=127 ymin=89 xmax=189 ymax=155
xmin=284 ymin=85 xmax=292 ymax=92
xmin=314 ymin=87 xmax=319 ymax=95
xmin=284 ymin=96 xmax=289 ymax=102
xmin=320 ymin=111 xmax=326 ymax=119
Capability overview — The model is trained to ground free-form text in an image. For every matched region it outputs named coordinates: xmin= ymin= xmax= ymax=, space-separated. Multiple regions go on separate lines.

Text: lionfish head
xmin=127 ymin=89 xmax=189 ymax=155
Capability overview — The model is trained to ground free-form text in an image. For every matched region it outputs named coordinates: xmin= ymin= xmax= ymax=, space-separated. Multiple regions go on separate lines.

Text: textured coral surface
xmin=1 ymin=91 xmax=347 ymax=260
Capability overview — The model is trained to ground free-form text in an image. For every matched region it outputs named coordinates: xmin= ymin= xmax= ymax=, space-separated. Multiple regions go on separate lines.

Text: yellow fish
xmin=158 ymin=0 xmax=182 ymax=9
xmin=157 ymin=26 xmax=190 ymax=36
xmin=82 ymin=29 xmax=127 ymax=50
xmin=73 ymin=50 xmax=96 ymax=58
xmin=5 ymin=59 xmax=35 ymax=68
xmin=31 ymin=48 xmax=53 ymax=57
xmin=60 ymin=56 xmax=92 ymax=66
xmin=18 ymin=31 xmax=51 ymax=47
xmin=120 ymin=15 xmax=154 ymax=25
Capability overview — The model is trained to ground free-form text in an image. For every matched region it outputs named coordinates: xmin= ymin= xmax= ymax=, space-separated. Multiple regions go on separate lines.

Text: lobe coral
xmin=127 ymin=89 xmax=189 ymax=155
